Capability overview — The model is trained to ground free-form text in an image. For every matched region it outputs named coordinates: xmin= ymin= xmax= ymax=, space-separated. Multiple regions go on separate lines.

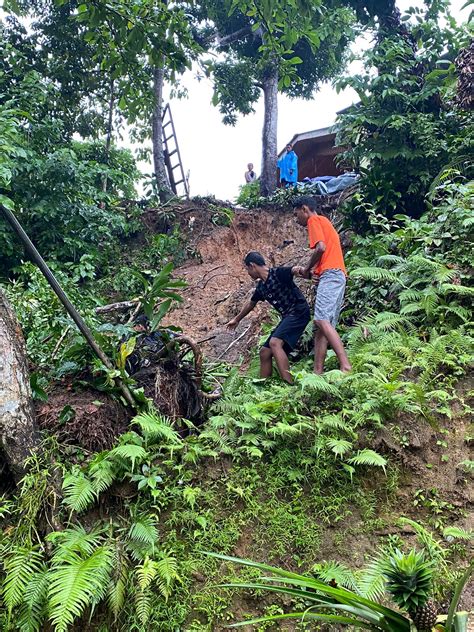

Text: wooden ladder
xmin=162 ymin=103 xmax=189 ymax=197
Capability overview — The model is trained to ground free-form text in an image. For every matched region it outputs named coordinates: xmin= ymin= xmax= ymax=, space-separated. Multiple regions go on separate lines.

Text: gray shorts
xmin=314 ymin=269 xmax=346 ymax=327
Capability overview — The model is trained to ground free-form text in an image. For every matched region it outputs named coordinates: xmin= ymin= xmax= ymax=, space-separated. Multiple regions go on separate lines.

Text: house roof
xmin=278 ymin=126 xmax=336 ymax=157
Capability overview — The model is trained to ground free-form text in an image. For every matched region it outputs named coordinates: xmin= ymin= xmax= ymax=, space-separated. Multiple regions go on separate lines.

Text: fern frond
xmin=155 ymin=556 xmax=180 ymax=600
xmin=319 ymin=414 xmax=350 ymax=432
xmin=128 ymin=515 xmax=158 ymax=552
xmin=351 ymin=266 xmax=400 ymax=282
xmin=107 ymin=540 xmax=129 ymax=619
xmin=88 ymin=455 xmax=116 ymax=493
xmin=133 ymin=411 xmax=181 ymax=444
xmin=400 ymin=303 xmax=423 ymax=315
xmin=62 ymin=471 xmax=97 ymax=513
xmin=135 ymin=556 xmax=157 ymax=591
xmin=355 ymin=553 xmax=387 ymax=601
xmin=109 ymin=444 xmax=148 ymax=471
xmin=297 ymin=372 xmax=341 ymax=397
xmin=312 ymin=561 xmax=357 ymax=592
xmin=48 ymin=546 xmax=113 ymax=632
xmin=16 ymin=568 xmax=49 ymax=632
xmin=443 ymin=526 xmax=474 ymax=541
xmin=47 ymin=525 xmax=105 ymax=560
xmin=441 ymin=283 xmax=474 ymax=296
xmin=2 ymin=546 xmax=45 ymax=617
xmin=347 ymin=450 xmax=387 ymax=471
xmin=326 ymin=438 xmax=353 ymax=457
xmin=376 ymin=255 xmax=405 ymax=266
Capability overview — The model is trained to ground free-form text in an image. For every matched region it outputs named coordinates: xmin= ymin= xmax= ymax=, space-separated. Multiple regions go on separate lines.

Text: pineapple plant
xmin=383 ymin=548 xmax=438 ymax=631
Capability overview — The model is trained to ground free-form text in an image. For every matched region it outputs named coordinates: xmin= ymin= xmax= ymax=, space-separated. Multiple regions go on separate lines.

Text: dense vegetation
xmin=0 ymin=1 xmax=473 ymax=631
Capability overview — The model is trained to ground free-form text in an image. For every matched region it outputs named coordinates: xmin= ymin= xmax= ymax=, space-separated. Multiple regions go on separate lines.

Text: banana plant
xmin=205 ymin=552 xmax=411 ymax=631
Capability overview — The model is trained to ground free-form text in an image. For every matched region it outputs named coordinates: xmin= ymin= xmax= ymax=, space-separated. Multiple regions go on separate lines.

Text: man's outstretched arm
xmin=226 ymin=301 xmax=256 ymax=330
xmin=302 ymin=241 xmax=326 ymax=278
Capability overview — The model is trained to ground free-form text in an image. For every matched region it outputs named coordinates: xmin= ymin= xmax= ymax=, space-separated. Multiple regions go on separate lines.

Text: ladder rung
xmin=174 ymin=179 xmax=185 ymax=185
xmin=168 ymin=149 xmax=178 ymax=157
xmin=164 ymin=135 xmax=173 ymax=143
xmin=163 ymin=121 xmax=172 ymax=127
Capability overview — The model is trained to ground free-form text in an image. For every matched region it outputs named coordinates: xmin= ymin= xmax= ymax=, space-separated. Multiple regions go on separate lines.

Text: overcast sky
xmin=152 ymin=0 xmax=469 ymax=202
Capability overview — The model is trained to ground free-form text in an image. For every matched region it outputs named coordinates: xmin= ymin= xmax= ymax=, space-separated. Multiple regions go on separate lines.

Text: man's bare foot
xmin=340 ymin=364 xmax=352 ymax=373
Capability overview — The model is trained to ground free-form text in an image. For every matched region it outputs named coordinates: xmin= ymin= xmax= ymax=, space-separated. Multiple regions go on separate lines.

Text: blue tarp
xmin=300 ymin=173 xmax=359 ymax=195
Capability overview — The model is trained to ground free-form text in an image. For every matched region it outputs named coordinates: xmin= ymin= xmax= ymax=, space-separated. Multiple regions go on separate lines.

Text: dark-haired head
xmin=244 ymin=251 xmax=266 ymax=280
xmin=292 ymin=196 xmax=317 ymax=212
xmin=293 ymin=196 xmax=317 ymax=227
xmin=244 ymin=251 xmax=266 ymax=267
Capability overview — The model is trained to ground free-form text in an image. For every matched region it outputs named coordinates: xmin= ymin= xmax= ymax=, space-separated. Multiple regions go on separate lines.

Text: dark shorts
xmin=263 ymin=307 xmax=311 ymax=354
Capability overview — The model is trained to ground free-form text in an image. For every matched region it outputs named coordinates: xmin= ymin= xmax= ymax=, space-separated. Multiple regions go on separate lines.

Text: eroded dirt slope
xmin=164 ymin=207 xmax=311 ymax=362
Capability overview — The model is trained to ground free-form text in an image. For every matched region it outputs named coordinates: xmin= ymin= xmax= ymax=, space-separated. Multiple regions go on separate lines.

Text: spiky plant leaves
xmin=204 ymin=552 xmax=411 ymax=631
xmin=2 ymin=546 xmax=45 ymax=619
xmin=446 ymin=561 xmax=474 ymax=632
xmin=48 ymin=545 xmax=113 ymax=632
xmin=382 ymin=549 xmax=433 ymax=615
xmin=348 ymin=450 xmax=387 ymax=472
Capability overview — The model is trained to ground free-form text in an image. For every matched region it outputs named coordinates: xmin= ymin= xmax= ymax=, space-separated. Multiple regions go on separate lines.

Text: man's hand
xmin=292 ymin=266 xmax=306 ymax=277
xmin=294 ymin=266 xmax=311 ymax=279
xmin=226 ymin=318 xmax=239 ymax=331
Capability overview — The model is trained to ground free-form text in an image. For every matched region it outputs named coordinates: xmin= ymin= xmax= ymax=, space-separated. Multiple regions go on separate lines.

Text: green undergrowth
xmin=0 ymin=180 xmax=473 ymax=630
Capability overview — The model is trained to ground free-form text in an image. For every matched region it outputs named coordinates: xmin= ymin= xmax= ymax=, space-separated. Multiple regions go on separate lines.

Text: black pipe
xmin=1 ymin=204 xmax=137 ymax=409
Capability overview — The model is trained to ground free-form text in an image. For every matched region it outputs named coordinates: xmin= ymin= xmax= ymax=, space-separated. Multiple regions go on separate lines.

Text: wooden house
xmin=278 ymin=126 xmax=345 ymax=180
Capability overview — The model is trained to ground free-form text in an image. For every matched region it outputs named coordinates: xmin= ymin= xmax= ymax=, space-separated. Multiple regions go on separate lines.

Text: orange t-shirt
xmin=307 ymin=214 xmax=346 ymax=276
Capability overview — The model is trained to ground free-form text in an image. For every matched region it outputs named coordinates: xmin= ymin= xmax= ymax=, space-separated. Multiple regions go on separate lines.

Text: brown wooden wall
xmin=293 ymin=133 xmax=345 ymax=180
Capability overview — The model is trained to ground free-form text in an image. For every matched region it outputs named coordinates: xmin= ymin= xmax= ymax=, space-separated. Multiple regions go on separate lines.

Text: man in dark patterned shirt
xmin=226 ymin=251 xmax=310 ymax=383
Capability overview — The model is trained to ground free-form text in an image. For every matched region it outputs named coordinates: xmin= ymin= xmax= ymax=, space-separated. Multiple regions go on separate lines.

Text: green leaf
xmin=109 ymin=444 xmax=148 ymax=471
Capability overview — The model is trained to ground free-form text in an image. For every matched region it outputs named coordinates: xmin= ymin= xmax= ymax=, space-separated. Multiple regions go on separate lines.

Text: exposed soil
xmin=35 ymin=385 xmax=130 ymax=452
xmin=163 ymin=206 xmax=312 ymax=362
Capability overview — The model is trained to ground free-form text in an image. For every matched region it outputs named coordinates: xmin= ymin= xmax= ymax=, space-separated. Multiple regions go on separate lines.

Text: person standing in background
xmin=245 ymin=163 xmax=257 ymax=183
xmin=278 ymin=144 xmax=298 ymax=188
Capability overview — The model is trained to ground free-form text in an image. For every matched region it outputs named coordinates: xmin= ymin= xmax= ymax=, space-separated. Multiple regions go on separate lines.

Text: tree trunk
xmin=152 ymin=65 xmax=173 ymax=202
xmin=0 ymin=289 xmax=40 ymax=483
xmin=101 ymin=77 xmax=115 ymax=193
xmin=260 ymin=64 xmax=279 ymax=197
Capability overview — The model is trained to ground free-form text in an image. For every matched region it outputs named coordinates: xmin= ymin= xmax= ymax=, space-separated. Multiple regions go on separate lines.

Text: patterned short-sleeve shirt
xmin=251 ymin=267 xmax=309 ymax=316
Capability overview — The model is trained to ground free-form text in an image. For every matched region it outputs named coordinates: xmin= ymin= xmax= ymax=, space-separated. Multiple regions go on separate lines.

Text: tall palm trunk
xmin=152 ymin=65 xmax=173 ymax=202
xmin=260 ymin=63 xmax=279 ymax=197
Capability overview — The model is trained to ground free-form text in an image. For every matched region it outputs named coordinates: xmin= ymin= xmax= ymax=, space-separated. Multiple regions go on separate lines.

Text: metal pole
xmin=1 ymin=204 xmax=137 ymax=409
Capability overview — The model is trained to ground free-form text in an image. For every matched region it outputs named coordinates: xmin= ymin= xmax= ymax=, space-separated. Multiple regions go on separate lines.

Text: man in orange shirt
xmin=293 ymin=196 xmax=352 ymax=374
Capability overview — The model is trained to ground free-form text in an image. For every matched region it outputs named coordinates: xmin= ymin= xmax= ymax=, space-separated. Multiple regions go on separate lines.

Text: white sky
xmin=154 ymin=0 xmax=469 ymax=202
